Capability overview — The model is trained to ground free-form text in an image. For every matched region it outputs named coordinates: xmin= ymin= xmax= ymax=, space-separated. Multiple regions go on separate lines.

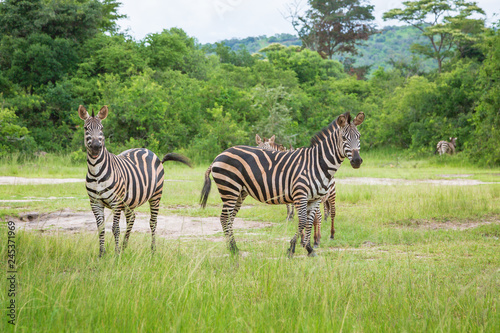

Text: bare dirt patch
xmin=393 ymin=217 xmax=499 ymax=230
xmin=1 ymin=176 xmax=498 ymax=188
xmin=0 ymin=177 xmax=191 ymax=186
xmin=12 ymin=209 xmax=272 ymax=239
xmin=0 ymin=176 xmax=84 ymax=185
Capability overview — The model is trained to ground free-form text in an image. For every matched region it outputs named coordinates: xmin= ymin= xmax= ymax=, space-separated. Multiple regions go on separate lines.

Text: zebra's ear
xmin=269 ymin=135 xmax=276 ymax=144
xmin=336 ymin=114 xmax=347 ymax=128
xmin=255 ymin=134 xmax=262 ymax=145
xmin=78 ymin=105 xmax=89 ymax=120
xmin=97 ymin=106 xmax=108 ymax=120
xmin=353 ymin=112 xmax=365 ymax=126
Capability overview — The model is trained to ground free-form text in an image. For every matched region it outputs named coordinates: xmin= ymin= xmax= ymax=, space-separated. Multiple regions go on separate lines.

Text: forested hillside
xmin=0 ymin=0 xmax=498 ymax=166
xmin=206 ymin=26 xmax=436 ymax=73
xmin=206 ymin=33 xmax=302 ymax=53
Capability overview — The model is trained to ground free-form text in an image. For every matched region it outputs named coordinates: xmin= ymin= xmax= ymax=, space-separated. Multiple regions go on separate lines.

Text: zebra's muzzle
xmin=89 ymin=139 xmax=102 ymax=158
xmin=89 ymin=149 xmax=101 ymax=158
xmin=350 ymin=150 xmax=363 ymax=169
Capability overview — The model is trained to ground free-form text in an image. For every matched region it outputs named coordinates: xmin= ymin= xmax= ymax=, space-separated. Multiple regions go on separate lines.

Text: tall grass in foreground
xmin=1 ymin=152 xmax=499 ymax=332
xmin=0 ymin=229 xmax=498 ymax=332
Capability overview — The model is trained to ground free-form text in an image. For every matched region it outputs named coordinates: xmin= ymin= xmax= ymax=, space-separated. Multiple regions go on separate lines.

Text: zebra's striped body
xmin=255 ymin=134 xmax=295 ymax=220
xmin=256 ymin=133 xmax=338 ymax=247
xmin=436 ymin=137 xmax=457 ymax=155
xmin=79 ymin=105 xmax=191 ymax=256
xmin=201 ymin=112 xmax=364 ymax=257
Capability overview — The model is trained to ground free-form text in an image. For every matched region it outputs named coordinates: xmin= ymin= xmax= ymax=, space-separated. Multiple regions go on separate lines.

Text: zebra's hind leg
xmin=112 ymin=208 xmax=122 ymax=255
xmin=221 ymin=191 xmax=246 ymax=254
xmin=293 ymin=200 xmax=320 ymax=257
xmin=147 ymin=197 xmax=161 ymax=253
xmin=289 ymin=199 xmax=314 ymax=257
xmin=91 ymin=201 xmax=106 ymax=257
xmin=303 ymin=205 xmax=319 ymax=256
xmin=122 ymin=208 xmax=136 ymax=252
xmin=328 ymin=183 xmax=337 ymax=240
xmin=313 ymin=208 xmax=322 ymax=248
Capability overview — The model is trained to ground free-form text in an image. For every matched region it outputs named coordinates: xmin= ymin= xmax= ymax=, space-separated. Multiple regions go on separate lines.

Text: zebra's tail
xmin=161 ymin=153 xmax=192 ymax=168
xmin=200 ymin=164 xmax=213 ymax=209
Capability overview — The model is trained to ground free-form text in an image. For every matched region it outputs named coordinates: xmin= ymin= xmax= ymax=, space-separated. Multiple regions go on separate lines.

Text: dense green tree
xmin=468 ymin=29 xmax=500 ymax=166
xmin=290 ymin=0 xmax=376 ymax=59
xmin=383 ymin=0 xmax=485 ymax=72
xmin=263 ymin=45 xmax=345 ymax=84
xmin=0 ymin=105 xmax=31 ymax=156
xmin=2 ymin=33 xmax=79 ymax=91
xmin=0 ymin=0 xmax=123 ymax=92
xmin=251 ymin=85 xmax=295 ymax=145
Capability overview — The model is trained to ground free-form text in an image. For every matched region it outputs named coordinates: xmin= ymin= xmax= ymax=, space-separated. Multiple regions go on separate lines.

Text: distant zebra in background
xmin=78 ymin=105 xmax=192 ymax=256
xmin=255 ymin=134 xmax=289 ymax=152
xmin=436 ymin=137 xmax=457 ymax=155
xmin=256 ymin=133 xmax=337 ymax=247
xmin=256 ymin=134 xmax=294 ymax=220
xmin=201 ymin=112 xmax=364 ymax=257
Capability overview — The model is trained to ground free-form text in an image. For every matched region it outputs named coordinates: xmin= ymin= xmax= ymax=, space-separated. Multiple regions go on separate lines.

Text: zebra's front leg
xmin=286 ymin=204 xmax=295 ymax=221
xmin=122 ymin=208 xmax=136 ymax=252
xmin=300 ymin=200 xmax=321 ymax=257
xmin=91 ymin=201 xmax=106 ymax=257
xmin=288 ymin=199 xmax=312 ymax=257
xmin=328 ymin=183 xmax=337 ymax=240
xmin=112 ymin=209 xmax=122 ymax=255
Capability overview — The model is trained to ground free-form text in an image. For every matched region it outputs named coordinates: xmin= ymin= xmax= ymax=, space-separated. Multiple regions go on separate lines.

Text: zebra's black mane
xmin=309 ymin=112 xmax=351 ymax=147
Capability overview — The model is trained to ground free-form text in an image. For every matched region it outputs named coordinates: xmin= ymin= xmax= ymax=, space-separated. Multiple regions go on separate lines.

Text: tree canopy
xmin=290 ymin=0 xmax=376 ymax=59
xmin=383 ymin=0 xmax=485 ymax=72
xmin=0 ymin=0 xmax=499 ymax=166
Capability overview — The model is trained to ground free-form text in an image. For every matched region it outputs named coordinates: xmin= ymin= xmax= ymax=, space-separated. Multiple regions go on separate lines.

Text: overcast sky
xmin=116 ymin=0 xmax=499 ymax=44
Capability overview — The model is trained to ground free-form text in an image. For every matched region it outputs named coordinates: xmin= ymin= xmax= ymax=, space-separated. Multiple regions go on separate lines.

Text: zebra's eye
xmin=342 ymin=135 xmax=347 ymax=141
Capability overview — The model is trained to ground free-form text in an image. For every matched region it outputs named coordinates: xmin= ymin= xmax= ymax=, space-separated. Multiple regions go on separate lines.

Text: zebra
xmin=201 ymin=111 xmax=364 ymax=257
xmin=78 ymin=105 xmax=192 ymax=256
xmin=255 ymin=134 xmax=288 ymax=152
xmin=256 ymin=133 xmax=337 ymax=248
xmin=255 ymin=134 xmax=294 ymax=220
xmin=436 ymin=137 xmax=457 ymax=155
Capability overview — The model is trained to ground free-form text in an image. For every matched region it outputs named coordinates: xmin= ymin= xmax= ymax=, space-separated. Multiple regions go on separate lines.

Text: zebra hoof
xmin=330 ymin=236 xmax=335 ymax=240
xmin=287 ymin=248 xmax=294 ymax=259
xmin=313 ymin=243 xmax=319 ymax=249
xmin=308 ymin=251 xmax=318 ymax=257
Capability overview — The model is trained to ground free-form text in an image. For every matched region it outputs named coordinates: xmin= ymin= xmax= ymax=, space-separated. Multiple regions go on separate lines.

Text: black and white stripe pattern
xmin=256 ymin=134 xmax=338 ymax=247
xmin=79 ymin=105 xmax=191 ymax=256
xmin=311 ymin=183 xmax=337 ymax=247
xmin=255 ymin=134 xmax=295 ymax=220
xmin=436 ymin=137 xmax=457 ymax=155
xmin=201 ymin=112 xmax=364 ymax=257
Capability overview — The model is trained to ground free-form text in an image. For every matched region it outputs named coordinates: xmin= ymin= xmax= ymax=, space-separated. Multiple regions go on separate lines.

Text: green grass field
xmin=1 ymin=151 xmax=499 ymax=332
